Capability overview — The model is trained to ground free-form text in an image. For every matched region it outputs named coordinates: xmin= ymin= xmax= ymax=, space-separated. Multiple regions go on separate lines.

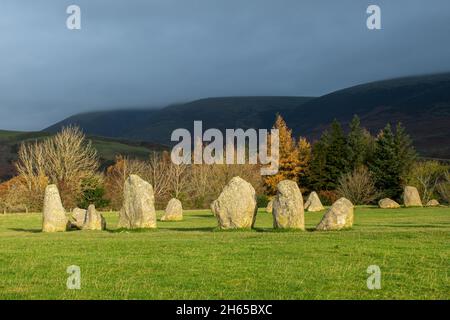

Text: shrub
xmin=77 ymin=176 xmax=110 ymax=209
xmin=437 ymin=170 xmax=450 ymax=204
xmin=336 ymin=166 xmax=380 ymax=205
xmin=318 ymin=190 xmax=338 ymax=206
xmin=15 ymin=126 xmax=99 ymax=210
xmin=406 ymin=161 xmax=449 ymax=203
xmin=256 ymin=194 xmax=270 ymax=208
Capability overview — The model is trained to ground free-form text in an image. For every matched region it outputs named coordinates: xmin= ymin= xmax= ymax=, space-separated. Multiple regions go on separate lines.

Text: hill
xmin=0 ymin=130 xmax=166 ymax=181
xmin=45 ymin=73 xmax=450 ymax=159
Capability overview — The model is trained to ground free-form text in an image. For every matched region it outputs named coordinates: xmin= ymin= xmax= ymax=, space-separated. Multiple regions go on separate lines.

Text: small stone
xmin=161 ymin=198 xmax=183 ymax=221
xmin=304 ymin=191 xmax=325 ymax=212
xmin=83 ymin=204 xmax=106 ymax=230
xmin=426 ymin=199 xmax=440 ymax=207
xmin=316 ymin=197 xmax=354 ymax=231
xmin=378 ymin=198 xmax=401 ymax=209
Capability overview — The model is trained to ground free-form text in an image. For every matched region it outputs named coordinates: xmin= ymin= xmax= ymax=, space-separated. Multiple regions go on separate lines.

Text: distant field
xmin=0 ymin=207 xmax=448 ymax=300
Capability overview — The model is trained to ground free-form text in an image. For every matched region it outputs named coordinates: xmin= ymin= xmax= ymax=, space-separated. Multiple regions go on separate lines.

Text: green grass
xmin=0 ymin=207 xmax=448 ymax=300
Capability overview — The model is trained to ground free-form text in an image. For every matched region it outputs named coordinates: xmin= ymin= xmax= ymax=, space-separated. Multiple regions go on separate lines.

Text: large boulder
xmin=42 ymin=184 xmax=68 ymax=232
xmin=304 ymin=191 xmax=325 ymax=212
xmin=71 ymin=207 xmax=87 ymax=229
xmin=118 ymin=174 xmax=157 ymax=229
xmin=272 ymin=180 xmax=305 ymax=229
xmin=83 ymin=204 xmax=106 ymax=230
xmin=266 ymin=199 xmax=273 ymax=214
xmin=211 ymin=176 xmax=257 ymax=229
xmin=161 ymin=198 xmax=183 ymax=221
xmin=403 ymin=186 xmax=423 ymax=207
xmin=378 ymin=198 xmax=400 ymax=209
xmin=316 ymin=197 xmax=354 ymax=231
xmin=426 ymin=199 xmax=440 ymax=207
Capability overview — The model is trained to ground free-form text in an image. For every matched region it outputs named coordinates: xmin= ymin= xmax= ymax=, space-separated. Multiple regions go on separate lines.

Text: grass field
xmin=0 ymin=207 xmax=448 ymax=300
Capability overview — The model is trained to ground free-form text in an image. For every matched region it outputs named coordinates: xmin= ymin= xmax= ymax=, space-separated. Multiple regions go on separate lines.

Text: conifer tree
xmin=368 ymin=123 xmax=416 ymax=199
xmin=347 ymin=115 xmax=372 ymax=170
xmin=309 ymin=119 xmax=349 ymax=190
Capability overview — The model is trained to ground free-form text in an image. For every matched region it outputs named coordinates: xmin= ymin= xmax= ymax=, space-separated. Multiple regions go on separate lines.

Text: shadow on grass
xmin=9 ymin=228 xmax=79 ymax=233
xmin=183 ymin=214 xmax=215 ymax=219
xmin=9 ymin=228 xmax=41 ymax=233
xmin=107 ymin=227 xmax=159 ymax=234
xmin=364 ymin=223 xmax=446 ymax=229
xmin=163 ymin=227 xmax=216 ymax=232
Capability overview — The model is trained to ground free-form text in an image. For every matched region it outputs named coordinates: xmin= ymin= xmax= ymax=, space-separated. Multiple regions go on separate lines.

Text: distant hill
xmin=45 ymin=73 xmax=450 ymax=159
xmin=0 ymin=130 xmax=166 ymax=181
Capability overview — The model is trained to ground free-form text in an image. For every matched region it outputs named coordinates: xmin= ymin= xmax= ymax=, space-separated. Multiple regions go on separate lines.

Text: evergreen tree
xmin=394 ymin=122 xmax=416 ymax=176
xmin=347 ymin=115 xmax=372 ymax=170
xmin=309 ymin=119 xmax=349 ymax=190
xmin=369 ymin=123 xmax=416 ymax=199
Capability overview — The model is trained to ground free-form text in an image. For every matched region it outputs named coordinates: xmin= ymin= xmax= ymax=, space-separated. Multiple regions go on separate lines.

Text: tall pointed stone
xmin=403 ymin=186 xmax=423 ymax=207
xmin=211 ymin=176 xmax=257 ymax=229
xmin=272 ymin=180 xmax=305 ymax=229
xmin=42 ymin=184 xmax=68 ymax=232
xmin=83 ymin=204 xmax=106 ymax=230
xmin=118 ymin=174 xmax=156 ymax=229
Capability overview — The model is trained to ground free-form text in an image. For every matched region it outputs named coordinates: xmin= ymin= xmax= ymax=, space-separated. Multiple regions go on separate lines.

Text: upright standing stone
xmin=118 ymin=174 xmax=156 ymax=229
xmin=211 ymin=176 xmax=257 ymax=229
xmin=403 ymin=186 xmax=423 ymax=207
xmin=161 ymin=198 xmax=183 ymax=221
xmin=266 ymin=199 xmax=273 ymax=214
xmin=42 ymin=184 xmax=68 ymax=232
xmin=83 ymin=204 xmax=106 ymax=230
xmin=316 ymin=197 xmax=354 ymax=231
xmin=304 ymin=191 xmax=325 ymax=212
xmin=378 ymin=198 xmax=400 ymax=209
xmin=71 ymin=207 xmax=87 ymax=229
xmin=272 ymin=180 xmax=304 ymax=229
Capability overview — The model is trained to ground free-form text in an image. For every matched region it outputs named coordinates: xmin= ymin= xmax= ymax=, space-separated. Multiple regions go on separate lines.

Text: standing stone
xmin=426 ymin=199 xmax=440 ymax=207
xmin=304 ymin=191 xmax=325 ymax=212
xmin=272 ymin=180 xmax=305 ymax=229
xmin=211 ymin=176 xmax=257 ymax=229
xmin=118 ymin=174 xmax=156 ymax=229
xmin=42 ymin=184 xmax=68 ymax=232
xmin=83 ymin=204 xmax=106 ymax=230
xmin=316 ymin=197 xmax=354 ymax=231
xmin=266 ymin=199 xmax=273 ymax=214
xmin=403 ymin=186 xmax=423 ymax=207
xmin=161 ymin=198 xmax=183 ymax=221
xmin=71 ymin=207 xmax=87 ymax=229
xmin=378 ymin=198 xmax=400 ymax=209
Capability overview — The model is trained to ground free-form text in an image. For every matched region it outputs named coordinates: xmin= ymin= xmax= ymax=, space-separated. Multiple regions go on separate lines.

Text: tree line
xmin=0 ymin=116 xmax=448 ymax=213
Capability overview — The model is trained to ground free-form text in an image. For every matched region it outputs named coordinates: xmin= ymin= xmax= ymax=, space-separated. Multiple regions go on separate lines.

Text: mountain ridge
xmin=45 ymin=73 xmax=450 ymax=159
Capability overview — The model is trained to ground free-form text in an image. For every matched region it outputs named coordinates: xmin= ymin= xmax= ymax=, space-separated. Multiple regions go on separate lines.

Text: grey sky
xmin=1 ymin=0 xmax=450 ymax=130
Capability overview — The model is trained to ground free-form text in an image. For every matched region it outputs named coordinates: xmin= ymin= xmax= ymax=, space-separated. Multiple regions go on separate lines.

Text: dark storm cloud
xmin=1 ymin=0 xmax=450 ymax=130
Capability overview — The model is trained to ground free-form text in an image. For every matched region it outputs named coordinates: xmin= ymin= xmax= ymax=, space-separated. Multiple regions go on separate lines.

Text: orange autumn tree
xmin=264 ymin=115 xmax=310 ymax=194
